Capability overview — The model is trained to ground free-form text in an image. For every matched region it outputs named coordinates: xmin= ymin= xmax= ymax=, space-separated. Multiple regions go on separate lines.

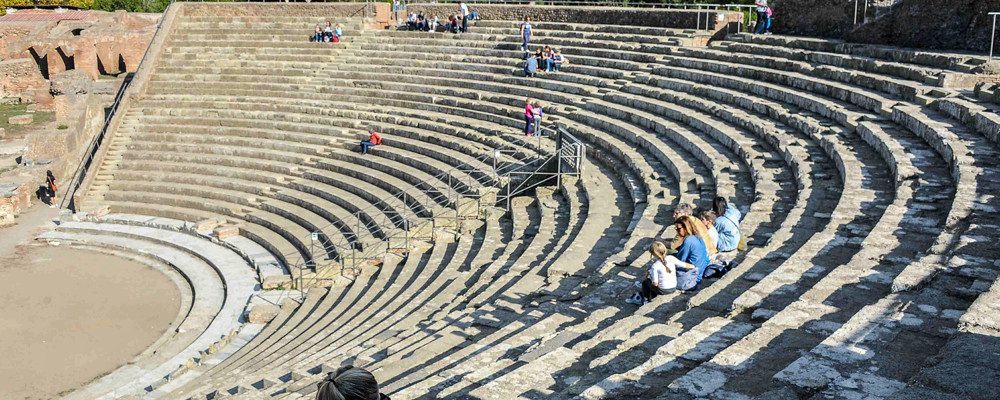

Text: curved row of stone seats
xmin=733 ymin=33 xmax=999 ymax=75
xmin=162 ymin=16 xmax=820 ymax=400
xmin=172 ymin=183 xmax=603 ymax=398
xmin=97 ymin=11 xmax=664 ymax=396
xmin=85 ymin=5 xmax=999 ymax=399
xmin=248 ymin=175 xmax=633 ymax=399
xmin=584 ymin=35 xmax=996 ymax=400
xmin=100 ymin=214 xmax=289 ymax=281
xmin=156 ymin=28 xmax=756 ymax=227
xmin=572 ymin=32 xmax=992 ymax=400
xmin=344 ymin=22 xmax=992 ymax=400
xmin=300 ymin=26 xmax=848 ymax=398
xmin=90 ymin=86 xmax=536 ymax=276
xmin=88 ymin=18 xmax=556 ymax=278
xmin=35 ymin=218 xmax=260 ymax=399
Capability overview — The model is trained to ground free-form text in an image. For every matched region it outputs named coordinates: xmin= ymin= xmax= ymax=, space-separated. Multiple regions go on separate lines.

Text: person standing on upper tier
xmin=392 ymin=0 xmax=403 ymax=26
xmin=459 ymin=1 xmax=470 ymax=33
xmin=754 ymin=0 xmax=770 ymax=34
xmin=520 ymin=16 xmax=533 ymax=52
xmin=524 ymin=99 xmax=535 ymax=135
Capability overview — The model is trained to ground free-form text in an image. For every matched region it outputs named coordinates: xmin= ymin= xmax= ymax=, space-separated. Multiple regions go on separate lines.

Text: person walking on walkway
xmin=360 ymin=131 xmax=382 ymax=154
xmin=44 ymin=170 xmax=57 ymax=208
xmin=459 ymin=1 xmax=470 ymax=32
xmin=520 ymin=16 xmax=533 ymax=52
xmin=754 ymin=0 xmax=770 ymax=34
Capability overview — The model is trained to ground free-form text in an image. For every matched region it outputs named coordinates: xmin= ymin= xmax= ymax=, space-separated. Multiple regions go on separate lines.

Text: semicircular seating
xmin=36 ymin=215 xmax=262 ymax=399
xmin=67 ymin=3 xmax=1000 ymax=399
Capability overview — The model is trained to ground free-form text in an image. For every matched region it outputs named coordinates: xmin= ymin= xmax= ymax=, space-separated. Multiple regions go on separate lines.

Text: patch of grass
xmin=58 ymin=124 xmax=69 ymax=130
xmin=0 ymin=103 xmax=55 ymax=137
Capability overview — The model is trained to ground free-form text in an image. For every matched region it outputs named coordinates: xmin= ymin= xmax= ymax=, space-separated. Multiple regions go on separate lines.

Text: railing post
xmin=992 ymin=13 xmax=998 ymax=59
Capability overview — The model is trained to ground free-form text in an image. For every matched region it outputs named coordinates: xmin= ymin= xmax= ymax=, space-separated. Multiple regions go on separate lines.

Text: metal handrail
xmin=279 ymin=124 xmax=555 ymax=279
xmin=58 ymin=4 xmax=174 ymax=211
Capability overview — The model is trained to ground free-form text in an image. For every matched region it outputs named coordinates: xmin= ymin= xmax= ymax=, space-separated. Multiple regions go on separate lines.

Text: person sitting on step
xmin=406 ymin=13 xmax=418 ymax=30
xmin=533 ymin=48 xmax=547 ymax=74
xmin=524 ymin=54 xmax=538 ymax=78
xmin=315 ymin=365 xmax=390 ymax=400
xmin=543 ymin=46 xmax=555 ymax=72
xmin=429 ymin=15 xmax=439 ymax=32
xmin=323 ymin=21 xmax=334 ymax=42
xmin=335 ymin=23 xmax=344 ymax=40
xmin=360 ymin=131 xmax=383 ymax=154
xmin=625 ymin=241 xmax=678 ymax=305
xmin=669 ymin=202 xmax=694 ymax=250
xmin=712 ymin=196 xmax=742 ymax=255
xmin=699 ymin=210 xmax=720 ymax=258
xmin=552 ymin=49 xmax=567 ymax=72
xmin=312 ymin=25 xmax=323 ymax=42
xmin=673 ymin=215 xmax=713 ymax=291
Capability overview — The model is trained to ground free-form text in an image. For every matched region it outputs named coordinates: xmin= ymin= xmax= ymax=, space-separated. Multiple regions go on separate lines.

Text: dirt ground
xmin=0 ymin=244 xmax=181 ymax=399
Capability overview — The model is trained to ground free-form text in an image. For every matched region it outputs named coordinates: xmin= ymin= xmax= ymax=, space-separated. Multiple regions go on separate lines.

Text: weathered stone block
xmin=213 ymin=224 xmax=239 ymax=240
xmin=261 ymin=274 xmax=292 ymax=290
xmin=247 ymin=303 xmax=281 ymax=324
xmin=195 ymin=218 xmax=222 ymax=234
xmin=7 ymin=114 xmax=33 ymax=125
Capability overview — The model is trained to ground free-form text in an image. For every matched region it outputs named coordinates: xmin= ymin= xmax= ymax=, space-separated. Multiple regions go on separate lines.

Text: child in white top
xmin=626 ymin=241 xmax=678 ymax=305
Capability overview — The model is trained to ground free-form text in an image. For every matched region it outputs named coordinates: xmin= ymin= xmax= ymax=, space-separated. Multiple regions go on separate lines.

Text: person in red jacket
xmin=360 ymin=131 xmax=382 ymax=154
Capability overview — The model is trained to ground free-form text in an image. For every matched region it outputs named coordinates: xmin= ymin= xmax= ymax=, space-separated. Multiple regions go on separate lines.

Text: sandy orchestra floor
xmin=0 ymin=244 xmax=181 ymax=399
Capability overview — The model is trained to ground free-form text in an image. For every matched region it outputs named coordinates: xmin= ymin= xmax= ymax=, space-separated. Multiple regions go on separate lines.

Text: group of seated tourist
xmin=523 ymin=46 xmax=569 ymax=77
xmin=406 ymin=13 xmax=438 ymax=32
xmin=311 ymin=21 xmax=344 ymax=43
xmin=405 ymin=12 xmax=477 ymax=33
xmin=626 ymin=197 xmax=743 ymax=305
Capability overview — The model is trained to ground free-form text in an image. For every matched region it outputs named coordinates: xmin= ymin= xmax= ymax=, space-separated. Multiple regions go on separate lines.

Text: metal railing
xmin=496 ymin=124 xmax=585 ymax=210
xmin=281 ymin=124 xmax=556 ymax=288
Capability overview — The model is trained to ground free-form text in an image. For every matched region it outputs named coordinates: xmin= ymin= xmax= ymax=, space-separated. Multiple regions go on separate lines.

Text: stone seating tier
xmin=65 ymin=5 xmax=1000 ymax=400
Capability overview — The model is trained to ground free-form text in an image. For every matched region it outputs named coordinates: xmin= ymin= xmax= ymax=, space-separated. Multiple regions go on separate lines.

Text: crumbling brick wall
xmin=0 ymin=58 xmax=48 ymax=102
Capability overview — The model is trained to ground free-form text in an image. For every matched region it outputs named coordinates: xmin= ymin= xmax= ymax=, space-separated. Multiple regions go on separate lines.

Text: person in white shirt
xmin=459 ymin=1 xmax=470 ymax=32
xmin=626 ymin=241 xmax=678 ymax=305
